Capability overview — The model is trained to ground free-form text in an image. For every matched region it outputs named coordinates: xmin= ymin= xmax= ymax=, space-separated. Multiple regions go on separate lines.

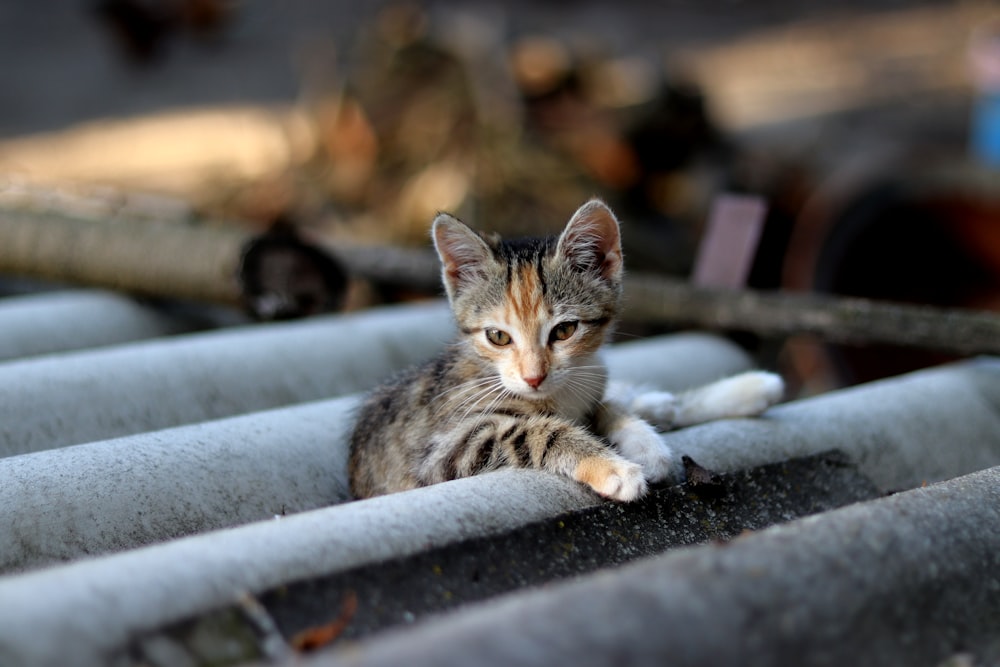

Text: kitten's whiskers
xmin=560 ymin=375 xmax=604 ymax=415
xmin=433 ymin=376 xmax=502 ymax=417
xmin=448 ymin=378 xmax=508 ymax=427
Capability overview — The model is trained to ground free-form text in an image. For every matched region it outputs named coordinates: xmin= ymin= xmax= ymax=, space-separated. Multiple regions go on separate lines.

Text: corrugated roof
xmin=0 ymin=288 xmax=999 ymax=667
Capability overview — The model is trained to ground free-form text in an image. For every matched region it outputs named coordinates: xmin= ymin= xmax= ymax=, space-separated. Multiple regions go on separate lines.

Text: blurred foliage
xmin=197 ymin=3 xmax=766 ymax=274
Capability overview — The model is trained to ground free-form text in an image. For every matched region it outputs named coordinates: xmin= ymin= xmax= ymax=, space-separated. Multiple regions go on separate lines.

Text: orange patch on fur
xmin=573 ymin=456 xmax=617 ymax=488
xmin=505 ymin=264 xmax=550 ymax=382
xmin=506 ymin=264 xmax=544 ymax=325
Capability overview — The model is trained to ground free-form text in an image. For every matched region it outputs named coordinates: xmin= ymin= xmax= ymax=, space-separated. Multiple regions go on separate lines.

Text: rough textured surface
xmin=0 ymin=331 xmax=755 ymax=573
xmin=0 ymin=471 xmax=598 ymax=667
xmin=671 ymin=357 xmax=1000 ymax=491
xmin=0 ymin=301 xmax=453 ymax=457
xmin=0 ymin=289 xmax=206 ymax=361
xmin=2 ymin=305 xmax=999 ymax=667
xmin=0 ymin=397 xmax=357 ymax=574
xmin=137 ymin=451 xmax=876 ymax=662
xmin=308 ymin=464 xmax=1000 ymax=667
xmin=1 ymin=359 xmax=998 ymax=666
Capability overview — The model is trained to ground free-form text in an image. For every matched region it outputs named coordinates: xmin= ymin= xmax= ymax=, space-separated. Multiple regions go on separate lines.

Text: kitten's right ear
xmin=432 ymin=213 xmax=493 ymax=298
xmin=557 ymin=199 xmax=623 ymax=283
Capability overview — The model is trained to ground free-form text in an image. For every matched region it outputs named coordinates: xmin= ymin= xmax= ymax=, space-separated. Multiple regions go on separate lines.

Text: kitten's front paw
xmin=574 ymin=456 xmax=647 ymax=502
xmin=608 ymin=418 xmax=675 ymax=483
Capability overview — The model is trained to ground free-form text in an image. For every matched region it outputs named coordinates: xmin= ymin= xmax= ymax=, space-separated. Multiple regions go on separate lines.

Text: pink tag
xmin=692 ymin=194 xmax=767 ymax=288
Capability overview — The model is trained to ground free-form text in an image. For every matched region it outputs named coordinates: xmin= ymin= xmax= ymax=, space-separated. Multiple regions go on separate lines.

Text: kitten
xmin=349 ymin=199 xmax=783 ymax=501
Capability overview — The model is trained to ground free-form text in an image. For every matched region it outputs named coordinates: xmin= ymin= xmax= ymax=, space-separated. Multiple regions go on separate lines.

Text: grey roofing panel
xmin=0 ymin=301 xmax=454 ymax=457
xmin=248 ymin=451 xmax=880 ymax=649
xmin=0 ymin=332 xmax=755 ymax=574
xmin=1 ymin=359 xmax=999 ymax=666
xmin=313 ymin=463 xmax=1000 ymax=667
xmin=671 ymin=357 xmax=1000 ymax=491
xmin=0 ymin=289 xmax=203 ymax=361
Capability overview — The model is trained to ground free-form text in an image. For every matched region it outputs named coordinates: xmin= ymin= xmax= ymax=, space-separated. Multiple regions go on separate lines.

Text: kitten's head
xmin=432 ymin=199 xmax=623 ymax=400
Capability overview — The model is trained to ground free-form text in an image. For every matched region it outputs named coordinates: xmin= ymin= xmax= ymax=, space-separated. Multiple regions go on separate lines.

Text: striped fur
xmin=348 ymin=199 xmax=786 ymax=501
xmin=350 ymin=199 xmax=648 ymax=501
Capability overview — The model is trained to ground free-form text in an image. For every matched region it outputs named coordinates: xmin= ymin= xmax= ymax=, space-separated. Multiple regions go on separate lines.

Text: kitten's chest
xmin=552 ymin=392 xmax=597 ymax=427
xmin=449 ymin=379 xmax=598 ymax=428
xmin=533 ymin=376 xmax=605 ymax=428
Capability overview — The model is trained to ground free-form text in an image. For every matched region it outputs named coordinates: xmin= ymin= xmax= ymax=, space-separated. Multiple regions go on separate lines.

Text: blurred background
xmin=1 ymin=0 xmax=998 ymax=394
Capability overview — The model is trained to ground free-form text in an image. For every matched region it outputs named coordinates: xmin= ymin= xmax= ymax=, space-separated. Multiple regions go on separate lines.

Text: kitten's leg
xmin=593 ymin=401 xmax=675 ymax=483
xmin=512 ymin=416 xmax=648 ymax=501
xmin=627 ymin=391 xmax=679 ymax=431
xmin=424 ymin=415 xmax=647 ymax=501
xmin=605 ymin=379 xmax=679 ymax=431
xmin=670 ymin=371 xmax=784 ymax=428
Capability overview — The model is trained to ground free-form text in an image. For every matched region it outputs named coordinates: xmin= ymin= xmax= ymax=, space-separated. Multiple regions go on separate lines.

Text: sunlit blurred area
xmin=2 ymin=0 xmax=999 ymax=391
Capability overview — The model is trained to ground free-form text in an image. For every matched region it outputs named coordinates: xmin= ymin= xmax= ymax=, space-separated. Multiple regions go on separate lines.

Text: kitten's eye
xmin=485 ymin=328 xmax=512 ymax=346
xmin=550 ymin=320 xmax=578 ymax=342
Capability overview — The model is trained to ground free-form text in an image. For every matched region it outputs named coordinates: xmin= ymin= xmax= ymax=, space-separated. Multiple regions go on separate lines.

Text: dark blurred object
xmin=785 ymin=158 xmax=1000 ymax=385
xmin=682 ymin=455 xmax=723 ymax=491
xmin=93 ymin=0 xmax=235 ymax=64
xmin=513 ymin=37 xmax=728 ymax=203
xmin=626 ymin=81 xmax=730 ymax=181
xmin=513 ymin=38 xmax=643 ymax=191
xmin=509 ymin=36 xmax=731 ymax=274
xmin=239 ymin=219 xmax=348 ymax=321
xmin=188 ymin=5 xmax=751 ymax=277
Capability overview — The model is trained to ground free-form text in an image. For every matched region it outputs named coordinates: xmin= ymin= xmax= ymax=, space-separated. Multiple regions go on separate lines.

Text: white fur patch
xmin=590 ymin=458 xmax=648 ymax=502
xmin=608 ymin=417 xmax=675 ymax=483
xmin=628 ymin=391 xmax=679 ymax=430
xmin=674 ymin=371 xmax=784 ymax=427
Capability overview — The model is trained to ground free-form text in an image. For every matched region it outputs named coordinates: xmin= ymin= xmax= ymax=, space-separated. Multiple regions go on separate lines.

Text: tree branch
xmin=625 ymin=274 xmax=1000 ymax=356
xmin=2 ymin=206 xmax=998 ymax=355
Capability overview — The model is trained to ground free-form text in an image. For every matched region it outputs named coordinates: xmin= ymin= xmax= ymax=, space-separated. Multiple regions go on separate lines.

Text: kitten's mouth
xmin=517 ymin=383 xmax=556 ymax=399
xmin=502 ymin=374 xmax=561 ymax=399
xmin=519 ymin=392 xmax=549 ymax=402
xmin=502 ymin=380 xmax=545 ymax=398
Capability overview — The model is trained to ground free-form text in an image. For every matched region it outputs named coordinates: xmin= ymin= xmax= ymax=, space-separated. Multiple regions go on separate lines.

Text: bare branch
xmin=2 ymin=206 xmax=998 ymax=356
xmin=625 ymin=274 xmax=1000 ymax=356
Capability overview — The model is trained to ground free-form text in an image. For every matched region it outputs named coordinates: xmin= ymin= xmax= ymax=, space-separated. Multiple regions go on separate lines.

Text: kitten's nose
xmin=524 ymin=374 xmax=547 ymax=389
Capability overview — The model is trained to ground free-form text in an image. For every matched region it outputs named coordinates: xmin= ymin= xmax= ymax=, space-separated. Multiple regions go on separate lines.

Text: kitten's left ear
xmin=432 ymin=212 xmax=493 ymax=299
xmin=557 ymin=199 xmax=623 ymax=282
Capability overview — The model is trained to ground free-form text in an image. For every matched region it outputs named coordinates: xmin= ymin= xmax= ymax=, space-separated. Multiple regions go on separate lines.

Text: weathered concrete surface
xmin=1 ymin=358 xmax=999 ymax=666
xmin=0 ymin=397 xmax=355 ymax=574
xmin=0 ymin=332 xmax=755 ymax=573
xmin=0 ymin=452 xmax=880 ymax=667
xmin=310 ymin=464 xmax=1000 ymax=667
xmin=2 ymin=355 xmax=999 ymax=666
xmin=250 ymin=452 xmax=879 ymax=646
xmin=671 ymin=356 xmax=1000 ymax=492
xmin=0 ymin=471 xmax=599 ymax=667
xmin=0 ymin=300 xmax=453 ymax=458
xmin=0 ymin=289 xmax=204 ymax=361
